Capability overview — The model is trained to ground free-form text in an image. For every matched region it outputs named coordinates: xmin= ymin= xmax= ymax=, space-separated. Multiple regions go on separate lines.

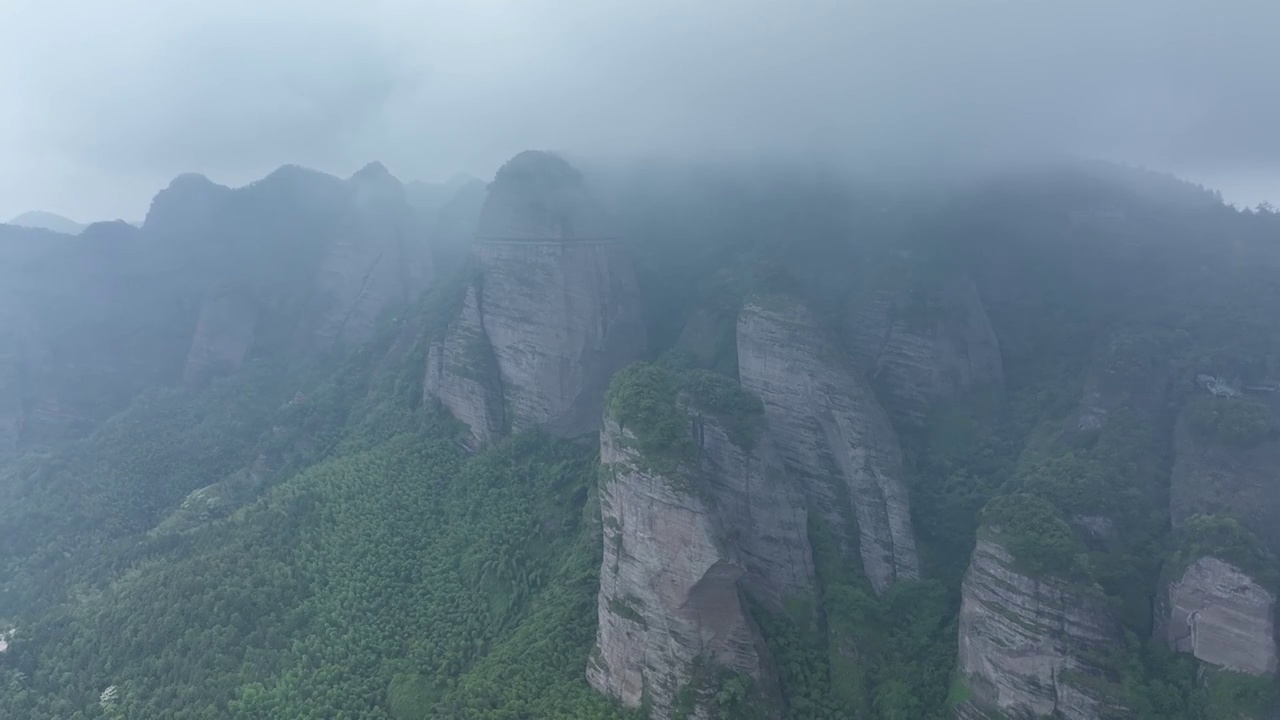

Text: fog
xmin=3 ymin=0 xmax=1279 ymax=221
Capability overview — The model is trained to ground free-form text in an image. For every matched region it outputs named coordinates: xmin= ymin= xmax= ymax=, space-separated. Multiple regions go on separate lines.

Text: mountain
xmin=0 ymin=155 xmax=1278 ymax=720
xmin=8 ymin=211 xmax=85 ymax=236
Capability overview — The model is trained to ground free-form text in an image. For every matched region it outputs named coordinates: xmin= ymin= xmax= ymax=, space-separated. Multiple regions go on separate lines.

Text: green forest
xmin=2 ymin=160 xmax=1280 ymax=720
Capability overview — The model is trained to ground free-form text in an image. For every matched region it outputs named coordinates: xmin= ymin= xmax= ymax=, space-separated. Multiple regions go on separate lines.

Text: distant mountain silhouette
xmin=8 ymin=211 xmax=85 ymax=235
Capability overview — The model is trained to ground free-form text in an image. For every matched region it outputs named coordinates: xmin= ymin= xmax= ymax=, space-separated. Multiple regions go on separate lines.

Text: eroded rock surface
xmin=846 ymin=272 xmax=1003 ymax=428
xmin=1164 ymin=556 xmax=1278 ymax=676
xmin=183 ymin=286 xmax=258 ymax=386
xmin=588 ymin=407 xmax=809 ymax=720
xmin=424 ymin=284 xmax=504 ymax=446
xmin=737 ymin=295 xmax=918 ymax=593
xmin=427 ymin=152 xmax=647 ymax=442
xmin=956 ymin=538 xmax=1125 ymax=720
xmin=172 ymin=162 xmax=434 ymax=385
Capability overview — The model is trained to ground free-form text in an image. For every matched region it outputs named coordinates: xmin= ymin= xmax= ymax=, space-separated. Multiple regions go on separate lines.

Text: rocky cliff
xmin=845 ymin=270 xmax=1003 ymax=428
xmin=0 ymin=221 xmax=193 ymax=445
xmin=588 ymin=387 xmax=809 ymax=719
xmin=311 ymin=162 xmax=432 ymax=348
xmin=182 ymin=285 xmax=259 ymax=386
xmin=955 ymin=537 xmax=1125 ymax=720
xmin=1164 ymin=398 xmax=1280 ymax=679
xmin=737 ymin=295 xmax=918 ymax=594
xmin=166 ymin=163 xmax=434 ymax=385
xmin=1162 ymin=556 xmax=1277 ymax=676
xmin=424 ymin=283 xmax=505 ymax=446
xmin=427 ymin=152 xmax=647 ymax=443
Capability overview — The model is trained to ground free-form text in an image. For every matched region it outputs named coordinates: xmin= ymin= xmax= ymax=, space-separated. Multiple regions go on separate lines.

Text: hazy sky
xmin=3 ymin=0 xmax=1279 ymax=221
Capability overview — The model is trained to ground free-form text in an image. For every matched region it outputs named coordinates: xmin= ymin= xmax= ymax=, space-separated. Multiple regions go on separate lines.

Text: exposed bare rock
xmin=424 ymin=284 xmax=504 ymax=447
xmin=1163 ymin=556 xmax=1278 ymax=676
xmin=170 ymin=162 xmax=435 ymax=385
xmin=846 ymin=272 xmax=1003 ymax=428
xmin=686 ymin=404 xmax=814 ymax=605
xmin=475 ymin=151 xmax=613 ymax=242
xmin=427 ymin=151 xmax=647 ymax=440
xmin=182 ymin=286 xmax=258 ymax=385
xmin=955 ymin=538 xmax=1125 ymax=720
xmin=311 ymin=162 xmax=433 ymax=348
xmin=737 ymin=295 xmax=918 ymax=594
xmin=589 ymin=408 xmax=805 ymax=719
xmin=475 ymin=239 xmax=646 ymax=436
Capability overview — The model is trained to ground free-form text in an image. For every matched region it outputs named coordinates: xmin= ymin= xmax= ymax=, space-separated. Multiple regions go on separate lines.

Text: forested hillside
xmin=0 ymin=155 xmax=1278 ymax=719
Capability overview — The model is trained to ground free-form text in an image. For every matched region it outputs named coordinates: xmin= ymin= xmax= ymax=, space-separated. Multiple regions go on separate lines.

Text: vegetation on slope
xmin=4 ymin=161 xmax=1280 ymax=720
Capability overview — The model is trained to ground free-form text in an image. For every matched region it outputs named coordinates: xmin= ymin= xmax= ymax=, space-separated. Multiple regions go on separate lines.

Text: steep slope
xmin=589 ymin=364 xmax=811 ymax=719
xmin=954 ymin=494 xmax=1129 ymax=720
xmin=428 ymin=151 xmax=648 ymax=443
xmin=845 ymin=268 xmax=1003 ymax=429
xmin=1170 ymin=395 xmax=1280 ymax=559
xmin=0 ymin=220 xmax=195 ymax=446
xmin=737 ymin=294 xmax=918 ymax=594
xmin=955 ymin=536 xmax=1125 ymax=720
xmin=1164 ymin=396 xmax=1280 ymax=679
xmin=0 ymin=163 xmax=442 ymax=450
xmin=1163 ymin=556 xmax=1277 ymax=676
xmin=169 ymin=163 xmax=434 ymax=385
xmin=423 ymin=283 xmax=505 ymax=444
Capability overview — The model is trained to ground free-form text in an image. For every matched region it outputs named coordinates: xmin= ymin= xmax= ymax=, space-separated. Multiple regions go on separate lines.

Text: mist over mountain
xmin=5 ymin=1 xmax=1280 ymax=220
xmin=2 ymin=151 xmax=1279 ymax=720
xmin=7 ymin=212 xmax=85 ymax=236
xmin=3 ymin=2 xmax=1280 ymax=719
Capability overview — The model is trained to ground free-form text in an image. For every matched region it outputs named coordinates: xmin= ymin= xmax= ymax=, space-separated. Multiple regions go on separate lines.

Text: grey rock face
xmin=737 ymin=296 xmax=918 ymax=594
xmin=589 ymin=414 xmax=806 ymax=719
xmin=427 ymin=152 xmax=647 ymax=441
xmin=1164 ymin=556 xmax=1278 ymax=676
xmin=476 ymin=151 xmax=613 ymax=241
xmin=183 ymin=288 xmax=258 ymax=385
xmin=312 ymin=163 xmax=433 ymax=348
xmin=956 ymin=538 xmax=1125 ymax=720
xmin=424 ymin=284 xmax=504 ymax=446
xmin=476 ymin=239 xmax=647 ymax=436
xmin=177 ymin=162 xmax=434 ymax=385
xmin=847 ymin=273 xmax=1003 ymax=428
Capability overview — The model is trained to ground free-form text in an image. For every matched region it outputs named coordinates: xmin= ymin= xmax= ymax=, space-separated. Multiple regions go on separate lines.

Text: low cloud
xmin=3 ymin=0 xmax=1278 ymax=219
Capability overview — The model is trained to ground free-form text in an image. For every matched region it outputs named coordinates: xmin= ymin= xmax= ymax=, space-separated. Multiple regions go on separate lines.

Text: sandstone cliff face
xmin=737 ymin=296 xmax=918 ymax=594
xmin=0 ymin=222 xmax=193 ymax=446
xmin=846 ymin=272 xmax=1003 ymax=428
xmin=168 ymin=163 xmax=434 ymax=385
xmin=424 ymin=284 xmax=505 ymax=446
xmin=956 ymin=538 xmax=1124 ymax=720
xmin=1163 ymin=556 xmax=1278 ymax=676
xmin=427 ymin=152 xmax=647 ymax=442
xmin=182 ymin=287 xmax=258 ymax=386
xmin=588 ymin=412 xmax=808 ymax=719
xmin=311 ymin=162 xmax=432 ymax=348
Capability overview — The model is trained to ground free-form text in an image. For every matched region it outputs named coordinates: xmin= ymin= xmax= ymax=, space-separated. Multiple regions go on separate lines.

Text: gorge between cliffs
xmin=1 ymin=151 xmax=1278 ymax=720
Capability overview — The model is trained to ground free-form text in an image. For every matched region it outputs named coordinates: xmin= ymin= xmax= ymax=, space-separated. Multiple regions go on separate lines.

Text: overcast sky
xmin=3 ymin=0 xmax=1279 ymax=221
